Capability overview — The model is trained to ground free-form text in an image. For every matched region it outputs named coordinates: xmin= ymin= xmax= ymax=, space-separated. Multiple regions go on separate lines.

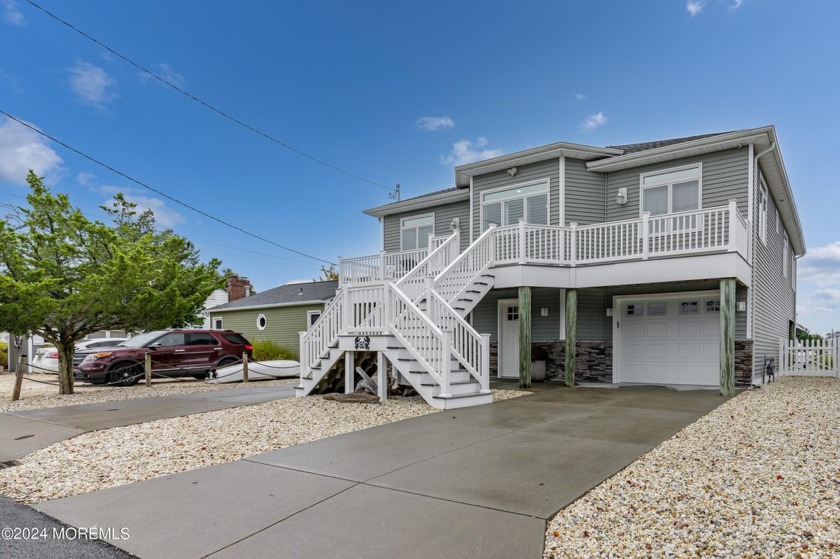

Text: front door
xmin=498 ymin=299 xmax=520 ymax=378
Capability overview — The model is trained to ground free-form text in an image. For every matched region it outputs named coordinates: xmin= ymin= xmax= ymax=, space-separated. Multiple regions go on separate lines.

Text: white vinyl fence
xmin=778 ymin=338 xmax=838 ymax=377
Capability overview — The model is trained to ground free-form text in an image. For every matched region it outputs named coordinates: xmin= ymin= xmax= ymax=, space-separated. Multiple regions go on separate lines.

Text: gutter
xmin=210 ymin=300 xmax=329 ymax=313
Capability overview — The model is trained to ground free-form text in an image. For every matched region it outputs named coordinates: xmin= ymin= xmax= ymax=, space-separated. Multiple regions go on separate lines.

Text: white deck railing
xmin=492 ymin=201 xmax=748 ymax=267
xmin=395 ymin=231 xmax=460 ymax=301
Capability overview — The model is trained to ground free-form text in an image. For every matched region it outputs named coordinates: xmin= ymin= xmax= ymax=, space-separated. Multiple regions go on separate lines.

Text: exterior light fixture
xmin=616 ymin=187 xmax=628 ymax=205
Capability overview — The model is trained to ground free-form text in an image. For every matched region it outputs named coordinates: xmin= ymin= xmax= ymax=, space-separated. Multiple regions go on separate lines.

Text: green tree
xmin=0 ymin=172 xmax=222 ymax=394
xmin=314 ymin=264 xmax=338 ymax=282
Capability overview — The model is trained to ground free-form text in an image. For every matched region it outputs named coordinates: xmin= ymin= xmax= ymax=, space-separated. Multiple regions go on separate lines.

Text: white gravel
xmin=0 ymin=388 xmax=528 ymax=504
xmin=0 ymin=372 xmax=298 ymax=413
xmin=544 ymin=376 xmax=840 ymax=558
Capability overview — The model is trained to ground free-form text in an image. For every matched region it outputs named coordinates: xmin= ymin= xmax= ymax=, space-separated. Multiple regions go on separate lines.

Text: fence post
xmin=242 ymin=352 xmax=249 ymax=383
xmin=641 ymin=213 xmax=650 ymax=260
xmin=145 ymin=353 xmax=152 ymax=387
xmin=383 ymin=284 xmax=392 ymax=332
xmin=778 ymin=337 xmax=784 ymax=378
xmin=379 ymin=251 xmax=386 ymax=281
xmin=480 ymin=333 xmax=491 ymax=393
xmin=425 ymin=278 xmax=436 ymax=324
xmin=299 ymin=331 xmax=307 ymax=372
xmin=11 ymin=354 xmax=26 ymax=401
xmin=518 ymin=218 xmax=527 ymax=264
xmin=440 ymin=331 xmax=452 ymax=398
xmin=570 ymin=222 xmax=578 ymax=266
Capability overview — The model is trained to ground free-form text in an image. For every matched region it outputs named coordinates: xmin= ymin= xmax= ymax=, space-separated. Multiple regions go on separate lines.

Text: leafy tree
xmin=795 ymin=328 xmax=823 ymax=343
xmin=315 ymin=264 xmax=338 ymax=282
xmin=0 ymin=172 xmax=222 ymax=394
xmin=219 ymin=267 xmax=256 ymax=294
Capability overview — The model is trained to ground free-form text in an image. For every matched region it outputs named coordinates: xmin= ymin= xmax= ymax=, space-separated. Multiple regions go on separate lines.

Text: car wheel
xmin=192 ymin=373 xmax=207 ymax=380
xmin=109 ymin=362 xmax=142 ymax=386
xmin=217 ymin=357 xmax=238 ymax=368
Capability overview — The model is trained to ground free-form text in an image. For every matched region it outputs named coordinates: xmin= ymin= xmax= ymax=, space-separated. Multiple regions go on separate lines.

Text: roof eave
xmin=454 ymin=142 xmax=622 ymax=187
xmin=363 ymin=189 xmax=469 ymax=218
xmin=209 ymin=299 xmax=330 ymax=313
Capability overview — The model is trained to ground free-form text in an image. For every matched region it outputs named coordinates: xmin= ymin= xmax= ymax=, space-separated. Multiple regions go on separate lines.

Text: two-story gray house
xmin=297 ymin=126 xmax=804 ymax=409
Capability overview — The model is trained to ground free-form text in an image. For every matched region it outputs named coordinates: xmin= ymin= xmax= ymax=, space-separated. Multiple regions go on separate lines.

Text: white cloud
xmin=580 ymin=112 xmax=608 ymax=131
xmin=797 ymin=241 xmax=840 ymax=287
xmin=68 ymin=61 xmax=118 ymax=109
xmin=1 ymin=0 xmax=24 ymax=26
xmin=575 ymin=93 xmax=586 ymax=101
xmin=441 ymin=137 xmax=503 ymax=166
xmin=686 ymin=0 xmax=704 ymax=16
xmin=76 ymin=171 xmax=96 ymax=187
xmin=417 ymin=116 xmax=454 ymax=132
xmin=796 ymin=241 xmax=840 ymax=332
xmin=729 ymin=0 xmax=744 ymax=10
xmin=140 ymin=63 xmax=186 ymax=89
xmin=0 ymin=116 xmax=63 ymax=184
xmin=107 ymin=193 xmax=184 ymax=228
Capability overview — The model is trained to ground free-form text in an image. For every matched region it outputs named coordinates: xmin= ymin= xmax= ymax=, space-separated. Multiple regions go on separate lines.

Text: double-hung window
xmin=757 ymin=182 xmax=768 ymax=244
xmin=640 ymin=165 xmax=702 ymax=233
xmin=783 ymin=231 xmax=789 ymax=278
xmin=400 ymin=214 xmax=434 ymax=251
xmin=481 ymin=180 xmax=549 ymax=232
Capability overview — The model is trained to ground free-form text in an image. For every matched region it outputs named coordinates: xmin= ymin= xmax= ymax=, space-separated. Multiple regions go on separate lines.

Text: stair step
xmin=422 ymin=380 xmax=481 ymax=396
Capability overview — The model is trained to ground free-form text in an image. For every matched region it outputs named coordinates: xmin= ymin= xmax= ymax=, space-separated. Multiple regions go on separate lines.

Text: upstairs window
xmin=640 ymin=165 xmax=701 ymax=217
xmin=758 ymin=182 xmax=768 ymax=244
xmin=481 ymin=180 xmax=549 ymax=232
xmin=400 ymin=214 xmax=434 ymax=251
xmin=783 ymin=231 xmax=789 ymax=278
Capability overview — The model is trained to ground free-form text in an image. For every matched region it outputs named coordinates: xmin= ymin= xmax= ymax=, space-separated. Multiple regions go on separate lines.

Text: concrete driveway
xmin=36 ymin=384 xmax=728 ymax=559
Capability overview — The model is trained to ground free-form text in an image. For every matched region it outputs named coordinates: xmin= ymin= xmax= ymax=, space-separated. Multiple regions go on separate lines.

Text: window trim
xmin=758 ymin=181 xmax=768 ymax=245
xmin=213 ymin=317 xmax=223 ymax=330
xmin=399 ymin=213 xmax=435 ymax=251
xmin=783 ymin=231 xmax=789 ymax=278
xmin=639 ymin=163 xmax=702 ymax=218
xmin=307 ymin=310 xmax=321 ymax=328
xmin=479 ymin=178 xmax=550 ymax=232
xmin=256 ymin=314 xmax=267 ymax=331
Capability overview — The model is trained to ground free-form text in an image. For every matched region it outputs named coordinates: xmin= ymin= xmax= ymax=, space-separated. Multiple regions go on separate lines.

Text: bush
xmin=252 ymin=340 xmax=297 ymax=361
xmin=0 ymin=341 xmax=7 ymax=369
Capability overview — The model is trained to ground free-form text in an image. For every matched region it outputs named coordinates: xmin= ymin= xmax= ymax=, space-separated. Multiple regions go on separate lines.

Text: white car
xmin=31 ymin=338 xmax=129 ymax=374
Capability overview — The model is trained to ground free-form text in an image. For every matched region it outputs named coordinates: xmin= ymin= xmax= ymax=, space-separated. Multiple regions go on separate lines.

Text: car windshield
xmin=119 ymin=331 xmax=165 ymax=348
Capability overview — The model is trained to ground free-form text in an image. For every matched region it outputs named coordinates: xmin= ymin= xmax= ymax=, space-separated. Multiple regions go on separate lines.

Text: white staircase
xmin=296 ymin=230 xmax=497 ymax=409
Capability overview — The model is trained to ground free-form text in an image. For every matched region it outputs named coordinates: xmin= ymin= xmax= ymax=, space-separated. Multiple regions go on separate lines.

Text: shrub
xmin=252 ymin=340 xmax=297 ymax=361
xmin=0 ymin=341 xmax=7 ymax=369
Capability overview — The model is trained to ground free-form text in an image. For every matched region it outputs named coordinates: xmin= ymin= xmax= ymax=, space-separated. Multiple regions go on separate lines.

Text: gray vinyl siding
xmin=208 ymin=304 xmax=325 ymax=358
xmin=471 ymin=158 xmax=560 ymax=242
xmin=750 ymin=170 xmax=796 ymax=379
xmin=605 ymin=147 xmax=750 ymax=222
xmin=564 ymin=157 xmax=606 ymax=225
xmin=471 ymin=288 xmax=563 ymax=342
xmin=382 ymin=200 xmax=470 ymax=254
xmin=577 ymin=288 xmax=608 ymax=341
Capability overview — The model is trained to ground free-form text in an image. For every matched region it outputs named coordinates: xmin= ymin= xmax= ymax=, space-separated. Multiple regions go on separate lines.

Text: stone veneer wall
xmin=490 ymin=341 xmax=613 ymax=383
xmin=735 ymin=339 xmax=754 ymax=386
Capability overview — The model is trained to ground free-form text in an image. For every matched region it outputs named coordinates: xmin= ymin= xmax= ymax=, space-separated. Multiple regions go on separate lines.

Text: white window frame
xmin=783 ymin=231 xmax=789 ymax=278
xmin=639 ymin=163 xmax=703 ymax=218
xmin=256 ymin=314 xmax=267 ymax=331
xmin=213 ymin=317 xmax=223 ymax=330
xmin=399 ymin=213 xmax=435 ymax=251
xmin=479 ymin=178 xmax=550 ymax=232
xmin=307 ymin=310 xmax=321 ymax=328
xmin=791 ymin=258 xmax=796 ymax=291
xmin=758 ymin=181 xmax=768 ymax=245
xmin=775 ymin=208 xmax=780 ymax=234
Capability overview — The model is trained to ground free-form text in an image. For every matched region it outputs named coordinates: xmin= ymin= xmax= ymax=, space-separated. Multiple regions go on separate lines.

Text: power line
xmin=23 ymin=0 xmax=396 ymax=195
xmin=0 ymin=111 xmax=334 ymax=265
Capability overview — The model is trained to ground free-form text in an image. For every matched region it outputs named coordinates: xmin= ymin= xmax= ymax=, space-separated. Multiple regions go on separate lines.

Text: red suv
xmin=75 ymin=329 xmax=253 ymax=386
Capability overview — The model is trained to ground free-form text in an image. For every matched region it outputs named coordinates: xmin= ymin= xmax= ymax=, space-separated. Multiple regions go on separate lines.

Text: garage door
xmin=616 ymin=293 xmax=720 ymax=386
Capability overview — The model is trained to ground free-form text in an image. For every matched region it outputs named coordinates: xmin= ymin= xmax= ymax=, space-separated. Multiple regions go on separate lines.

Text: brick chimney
xmin=227 ymin=276 xmax=252 ymax=302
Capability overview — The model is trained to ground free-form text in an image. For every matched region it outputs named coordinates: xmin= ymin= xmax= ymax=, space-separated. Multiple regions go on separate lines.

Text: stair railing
xmin=427 ymin=289 xmax=490 ymax=392
xmin=434 ymin=225 xmax=497 ymax=304
xmin=299 ymin=289 xmax=345 ymax=375
xmin=396 ymin=230 xmax=460 ymax=302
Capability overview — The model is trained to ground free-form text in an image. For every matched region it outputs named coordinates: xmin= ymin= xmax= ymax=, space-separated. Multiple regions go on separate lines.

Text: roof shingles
xmin=211 ymin=280 xmax=338 ymax=311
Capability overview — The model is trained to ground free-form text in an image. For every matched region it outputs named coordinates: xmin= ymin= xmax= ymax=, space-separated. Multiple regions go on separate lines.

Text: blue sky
xmin=0 ymin=0 xmax=838 ymax=335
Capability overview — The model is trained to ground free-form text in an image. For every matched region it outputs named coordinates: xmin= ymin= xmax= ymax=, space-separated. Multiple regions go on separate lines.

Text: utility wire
xmin=0 ymin=110 xmax=334 ymax=265
xmin=23 ymin=0 xmax=396 ymax=194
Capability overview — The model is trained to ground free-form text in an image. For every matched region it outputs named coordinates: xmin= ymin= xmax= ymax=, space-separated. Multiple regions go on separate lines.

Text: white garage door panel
xmin=618 ymin=295 xmax=719 ymax=386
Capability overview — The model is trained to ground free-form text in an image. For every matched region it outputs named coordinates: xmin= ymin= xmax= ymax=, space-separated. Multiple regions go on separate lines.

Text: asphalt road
xmin=0 ymin=495 xmax=136 ymax=559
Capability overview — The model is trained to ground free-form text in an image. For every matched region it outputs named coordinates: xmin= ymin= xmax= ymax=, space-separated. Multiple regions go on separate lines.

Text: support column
xmin=565 ymin=288 xmax=577 ymax=387
xmin=344 ymin=351 xmax=354 ymax=394
xmin=518 ymin=286 xmax=531 ymax=388
xmin=720 ymin=278 xmax=736 ymax=397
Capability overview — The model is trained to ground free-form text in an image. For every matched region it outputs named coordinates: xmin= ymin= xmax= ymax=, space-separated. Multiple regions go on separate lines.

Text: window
xmin=400 ymin=214 xmax=434 ymax=251
xmin=213 ymin=317 xmax=223 ymax=330
xmin=775 ymin=208 xmax=780 ymax=234
xmin=679 ymin=301 xmax=699 ymax=315
xmin=187 ymin=332 xmax=217 ymax=346
xmin=307 ymin=310 xmax=321 ymax=327
xmin=640 ymin=165 xmax=701 ymax=217
xmin=705 ymin=300 xmax=720 ymax=313
xmin=647 ymin=302 xmax=666 ymax=316
xmin=783 ymin=231 xmax=789 ymax=278
xmin=758 ymin=182 xmax=768 ymax=244
xmin=156 ymin=333 xmax=186 ymax=347
xmin=506 ymin=306 xmax=519 ymax=321
xmin=791 ymin=258 xmax=796 ymax=291
xmin=257 ymin=314 xmax=267 ymax=331
xmin=626 ymin=304 xmax=643 ymax=316
xmin=481 ymin=180 xmax=549 ymax=232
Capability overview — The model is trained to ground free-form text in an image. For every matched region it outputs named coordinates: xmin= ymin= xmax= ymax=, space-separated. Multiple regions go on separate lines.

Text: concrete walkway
xmin=0 ymin=385 xmax=295 ymax=462
xmin=34 ymin=384 xmax=728 ymax=559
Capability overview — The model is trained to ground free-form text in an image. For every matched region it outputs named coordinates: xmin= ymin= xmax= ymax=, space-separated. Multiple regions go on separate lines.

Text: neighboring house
xmin=297 ymin=126 xmax=805 ymax=409
xmin=209 ymin=280 xmax=338 ymax=355
xmin=196 ymin=288 xmax=229 ymax=329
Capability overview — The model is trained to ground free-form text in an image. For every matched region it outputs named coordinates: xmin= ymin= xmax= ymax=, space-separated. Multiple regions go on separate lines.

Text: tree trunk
xmin=56 ymin=342 xmax=75 ymax=395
